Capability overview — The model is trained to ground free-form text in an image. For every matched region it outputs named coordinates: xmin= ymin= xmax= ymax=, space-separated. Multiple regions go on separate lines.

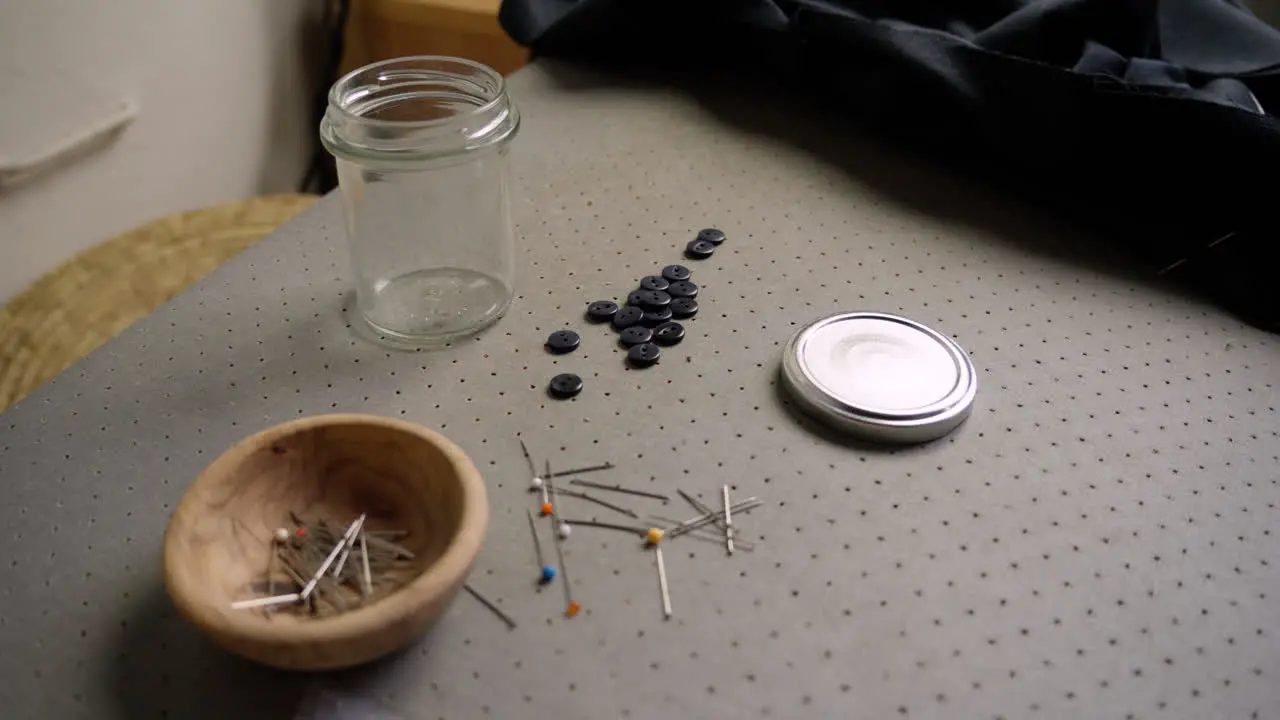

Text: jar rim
xmin=327 ymin=55 xmax=508 ymax=128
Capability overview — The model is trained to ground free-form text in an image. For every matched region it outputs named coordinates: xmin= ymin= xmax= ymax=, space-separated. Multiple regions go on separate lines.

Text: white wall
xmin=0 ymin=0 xmax=322 ymax=302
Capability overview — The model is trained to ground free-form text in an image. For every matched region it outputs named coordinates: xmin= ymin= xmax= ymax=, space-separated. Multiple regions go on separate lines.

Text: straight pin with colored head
xmin=527 ymin=508 xmax=556 ymax=584
xmin=546 ymin=461 xmax=579 ymax=618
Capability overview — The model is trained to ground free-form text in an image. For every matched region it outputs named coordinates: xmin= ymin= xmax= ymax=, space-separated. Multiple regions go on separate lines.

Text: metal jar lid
xmin=780 ymin=312 xmax=976 ymax=444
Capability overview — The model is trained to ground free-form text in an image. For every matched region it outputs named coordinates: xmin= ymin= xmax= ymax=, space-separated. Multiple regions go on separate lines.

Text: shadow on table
xmin=534 ymin=60 xmax=1170 ymax=295
xmin=107 ymin=589 xmax=308 ymax=720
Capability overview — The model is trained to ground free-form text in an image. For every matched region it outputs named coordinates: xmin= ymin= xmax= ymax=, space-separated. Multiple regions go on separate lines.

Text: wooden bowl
xmin=163 ymin=414 xmax=488 ymax=669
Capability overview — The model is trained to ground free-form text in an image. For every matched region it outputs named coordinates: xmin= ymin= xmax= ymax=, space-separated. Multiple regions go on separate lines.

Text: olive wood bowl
xmin=163 ymin=414 xmax=488 ymax=669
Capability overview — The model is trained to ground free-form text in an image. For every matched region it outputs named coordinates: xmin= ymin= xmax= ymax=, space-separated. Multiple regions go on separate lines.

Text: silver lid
xmin=780 ymin=312 xmax=976 ymax=444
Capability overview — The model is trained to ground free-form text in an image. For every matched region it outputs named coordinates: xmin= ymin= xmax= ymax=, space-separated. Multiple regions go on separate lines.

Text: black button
xmin=669 ymin=297 xmax=699 ymax=318
xmin=641 ymin=307 xmax=673 ymax=326
xmin=612 ymin=306 xmax=645 ymax=329
xmin=639 ymin=275 xmax=670 ymax=291
xmin=548 ymin=373 xmax=583 ymax=399
xmin=626 ymin=290 xmax=648 ymax=307
xmin=636 ymin=290 xmax=671 ymax=309
xmin=662 ymin=264 xmax=692 ymax=282
xmin=653 ymin=321 xmax=685 ymax=346
xmin=619 ymin=326 xmax=654 ymax=346
xmin=697 ymin=228 xmax=726 ymax=245
xmin=685 ymin=239 xmax=716 ymax=259
xmin=627 ymin=342 xmax=661 ymax=367
xmin=586 ymin=300 xmax=619 ymax=322
xmin=546 ymin=329 xmax=581 ymax=354
xmin=667 ymin=280 xmax=698 ymax=298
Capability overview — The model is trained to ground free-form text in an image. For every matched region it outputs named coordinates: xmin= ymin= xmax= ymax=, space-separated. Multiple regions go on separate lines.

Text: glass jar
xmin=320 ymin=57 xmax=520 ymax=346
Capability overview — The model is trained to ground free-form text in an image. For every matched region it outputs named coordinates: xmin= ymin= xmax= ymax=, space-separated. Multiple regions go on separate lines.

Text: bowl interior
xmin=169 ymin=418 xmax=469 ymax=621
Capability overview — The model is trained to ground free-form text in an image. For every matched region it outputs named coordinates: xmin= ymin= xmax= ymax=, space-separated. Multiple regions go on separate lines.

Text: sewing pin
xmin=549 ymin=486 xmax=639 ymax=518
xmin=232 ymin=592 xmax=302 ymax=610
xmin=722 ymin=484 xmax=734 ymax=555
xmin=568 ymin=478 xmax=669 ymax=501
xmin=332 ymin=513 xmax=366 ymax=577
xmin=267 ymin=528 xmax=288 ymax=602
xmin=365 ymin=534 xmax=415 ymax=559
xmin=527 ymin=508 xmax=556 ymax=584
xmin=547 ymin=462 xmax=579 ymax=618
xmin=547 ymin=461 xmax=615 ymax=478
xmin=463 ymin=584 xmax=517 ymax=630
xmin=301 ymin=515 xmax=363 ymax=599
xmin=677 ymin=489 xmax=724 ymax=531
xmin=359 ymin=530 xmax=373 ymax=597
xmin=665 ymin=497 xmax=761 ymax=539
xmin=560 ymin=518 xmax=649 ymax=536
xmin=519 ymin=437 xmax=543 ymax=491
xmin=541 ymin=459 xmax=554 ymax=515
xmin=655 ymin=546 xmax=672 ymax=619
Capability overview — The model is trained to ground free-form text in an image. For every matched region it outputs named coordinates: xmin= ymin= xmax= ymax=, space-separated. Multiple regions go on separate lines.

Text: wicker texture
xmin=0 ymin=194 xmax=318 ymax=411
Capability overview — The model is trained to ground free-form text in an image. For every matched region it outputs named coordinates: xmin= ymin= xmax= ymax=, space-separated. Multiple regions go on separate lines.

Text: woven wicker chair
xmin=0 ymin=194 xmax=318 ymax=411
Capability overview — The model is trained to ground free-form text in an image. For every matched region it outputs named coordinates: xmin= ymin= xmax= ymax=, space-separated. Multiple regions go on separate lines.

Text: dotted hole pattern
xmin=0 ymin=64 xmax=1278 ymax=720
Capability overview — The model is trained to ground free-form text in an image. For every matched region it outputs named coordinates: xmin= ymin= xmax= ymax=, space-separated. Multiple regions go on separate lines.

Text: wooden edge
xmin=162 ymin=414 xmax=489 ymax=662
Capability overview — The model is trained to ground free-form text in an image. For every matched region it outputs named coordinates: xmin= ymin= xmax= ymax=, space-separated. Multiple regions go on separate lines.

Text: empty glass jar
xmin=321 ymin=57 xmax=520 ymax=346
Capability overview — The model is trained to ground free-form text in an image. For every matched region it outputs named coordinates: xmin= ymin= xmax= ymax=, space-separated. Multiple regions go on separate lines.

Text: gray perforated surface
xmin=2 ymin=62 xmax=1278 ymax=720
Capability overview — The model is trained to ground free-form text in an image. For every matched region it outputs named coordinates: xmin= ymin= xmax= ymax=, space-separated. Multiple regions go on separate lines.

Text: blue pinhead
xmin=540 ymin=566 xmax=557 ymax=584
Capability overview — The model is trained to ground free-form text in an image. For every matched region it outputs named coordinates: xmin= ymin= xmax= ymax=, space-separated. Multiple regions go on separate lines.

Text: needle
xmin=559 ymin=518 xmax=648 ymax=536
xmin=723 ymin=484 xmax=734 ymax=556
xmin=546 ymin=462 xmax=615 ymax=478
xmin=301 ymin=515 xmax=363 ymax=599
xmin=665 ymin=498 xmax=761 ymax=539
xmin=549 ymin=486 xmax=639 ymax=518
xmin=464 ymin=584 xmax=517 ymax=629
xmin=655 ymin=547 xmax=672 ymax=619
xmin=569 ymin=478 xmax=669 ymax=501
xmin=677 ymin=489 xmax=724 ymax=532
xmin=547 ymin=460 xmax=579 ymax=618
xmin=232 ymin=593 xmax=302 ymax=610
xmin=527 ymin=508 xmax=556 ymax=583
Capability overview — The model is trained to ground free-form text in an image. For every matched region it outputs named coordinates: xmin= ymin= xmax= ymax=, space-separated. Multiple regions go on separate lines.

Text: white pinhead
xmin=558 ymin=522 xmax=572 ymax=539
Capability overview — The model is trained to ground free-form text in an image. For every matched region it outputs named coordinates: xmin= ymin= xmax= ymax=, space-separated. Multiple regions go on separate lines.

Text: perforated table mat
xmin=1 ymin=62 xmax=1277 ymax=720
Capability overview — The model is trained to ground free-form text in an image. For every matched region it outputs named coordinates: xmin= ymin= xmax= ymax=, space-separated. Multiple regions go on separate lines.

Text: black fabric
xmin=499 ymin=0 xmax=1280 ymax=331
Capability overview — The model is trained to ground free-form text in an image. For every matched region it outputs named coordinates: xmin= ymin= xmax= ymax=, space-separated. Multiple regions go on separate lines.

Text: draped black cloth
xmin=500 ymin=0 xmax=1280 ymax=331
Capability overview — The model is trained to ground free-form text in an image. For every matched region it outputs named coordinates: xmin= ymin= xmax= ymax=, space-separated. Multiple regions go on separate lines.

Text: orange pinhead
xmin=566 ymin=601 xmax=581 ymax=618
xmin=541 ymin=502 xmax=554 ymax=516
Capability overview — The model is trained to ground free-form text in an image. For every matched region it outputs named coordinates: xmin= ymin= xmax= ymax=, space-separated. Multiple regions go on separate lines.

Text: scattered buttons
xmin=619 ymin=326 xmax=654 ymax=346
xmin=667 ymin=280 xmax=698 ymax=299
xmin=548 ymin=373 xmax=583 ymax=399
xmin=669 ymin=297 xmax=699 ymax=318
xmin=639 ymin=275 xmax=670 ymax=291
xmin=696 ymin=228 xmax=726 ymax=245
xmin=612 ymin=306 xmax=645 ymax=329
xmin=653 ymin=321 xmax=685 ymax=346
xmin=586 ymin=300 xmax=619 ymax=322
xmin=627 ymin=342 xmax=661 ymax=367
xmin=685 ymin=239 xmax=716 ymax=259
xmin=546 ymin=330 xmax=581 ymax=354
xmin=641 ymin=307 xmax=673 ymax=326
xmin=626 ymin=290 xmax=648 ymax=307
xmin=662 ymin=264 xmax=691 ymax=282
xmin=636 ymin=290 xmax=671 ymax=310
